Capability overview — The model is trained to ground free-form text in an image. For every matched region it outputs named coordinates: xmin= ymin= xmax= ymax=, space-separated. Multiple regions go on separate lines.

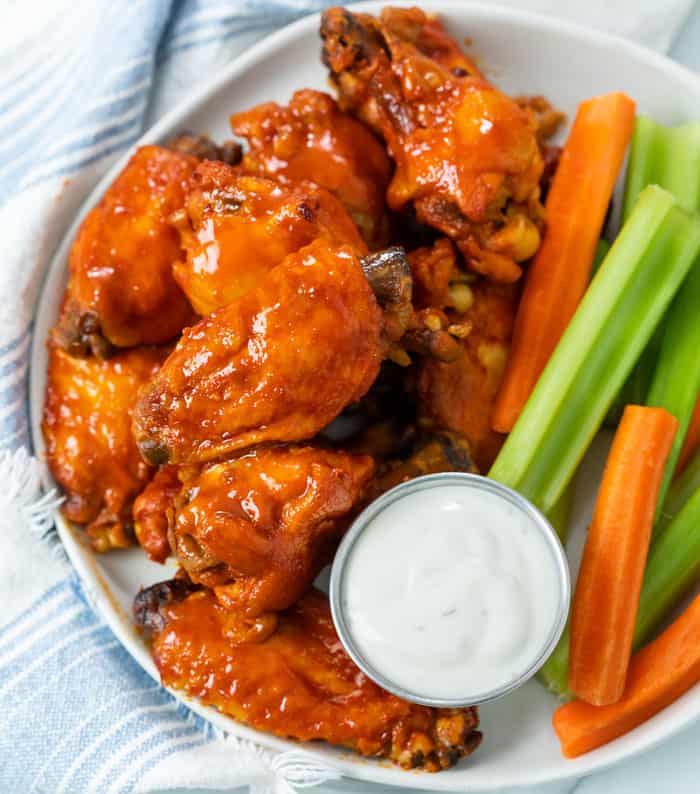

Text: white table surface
xmin=161 ymin=3 xmax=700 ymax=793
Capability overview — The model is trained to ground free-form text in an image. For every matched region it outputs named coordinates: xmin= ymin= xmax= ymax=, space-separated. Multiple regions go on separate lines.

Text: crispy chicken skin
xmin=171 ymin=446 xmax=374 ymax=642
xmin=417 ymin=270 xmax=518 ymax=471
xmin=54 ymin=146 xmax=198 ymax=356
xmin=145 ymin=587 xmax=481 ymax=770
xmin=231 ymin=89 xmax=392 ymax=247
xmin=321 ymin=6 xmax=545 ymax=282
xmin=364 ymin=432 xmax=476 ymax=501
xmin=171 ymin=161 xmax=367 ymax=315
xmin=133 ymin=465 xmax=182 ymax=563
xmin=42 ymin=343 xmax=168 ymax=551
xmin=133 ymin=240 xmax=383 ymax=466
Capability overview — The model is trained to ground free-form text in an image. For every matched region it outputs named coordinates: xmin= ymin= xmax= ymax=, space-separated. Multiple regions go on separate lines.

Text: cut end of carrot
xmin=552 ymin=701 xmax=605 ymax=758
xmin=555 ymin=591 xmax=700 ymax=759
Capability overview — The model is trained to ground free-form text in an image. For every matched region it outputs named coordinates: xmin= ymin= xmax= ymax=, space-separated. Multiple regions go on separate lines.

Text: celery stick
xmin=633 ymin=487 xmax=700 ymax=648
xmin=604 ymin=331 xmax=658 ymax=428
xmin=547 ymin=477 xmax=575 ymax=543
xmin=538 ymin=624 xmax=571 ymax=698
xmin=613 ymin=117 xmax=700 ymax=416
xmin=657 ymin=447 xmax=700 ymax=536
xmin=622 ymin=116 xmax=700 ymax=219
xmin=489 ymin=186 xmax=700 ymax=516
xmin=645 ymin=263 xmax=700 ymax=520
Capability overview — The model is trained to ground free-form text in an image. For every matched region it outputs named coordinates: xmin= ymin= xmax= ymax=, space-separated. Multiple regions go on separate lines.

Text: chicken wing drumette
xmin=231 ymin=89 xmax=392 ymax=248
xmin=54 ymin=145 xmax=200 ymax=357
xmin=410 ymin=240 xmax=518 ymax=471
xmin=321 ymin=6 xmax=546 ymax=282
xmin=134 ymin=240 xmax=392 ymax=466
xmin=170 ymin=445 xmax=373 ymax=642
xmin=42 ymin=343 xmax=168 ymax=551
xmin=170 ymin=160 xmax=366 ymax=315
xmin=135 ymin=585 xmax=481 ymax=770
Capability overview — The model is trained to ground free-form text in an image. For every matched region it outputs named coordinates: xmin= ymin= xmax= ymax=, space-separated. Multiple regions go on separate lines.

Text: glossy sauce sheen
xmin=342 ymin=484 xmax=561 ymax=700
xmin=153 ymin=589 xmax=481 ymax=769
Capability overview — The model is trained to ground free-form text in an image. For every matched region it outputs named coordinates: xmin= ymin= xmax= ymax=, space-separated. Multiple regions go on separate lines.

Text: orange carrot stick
xmin=676 ymin=395 xmax=700 ymax=475
xmin=492 ymin=92 xmax=636 ymax=433
xmin=569 ymin=405 xmax=678 ymax=706
xmin=554 ymin=590 xmax=700 ymax=758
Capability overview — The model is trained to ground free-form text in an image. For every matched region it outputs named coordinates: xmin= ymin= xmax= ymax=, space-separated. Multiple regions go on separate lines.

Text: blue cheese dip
xmin=330 ymin=473 xmax=569 ymax=706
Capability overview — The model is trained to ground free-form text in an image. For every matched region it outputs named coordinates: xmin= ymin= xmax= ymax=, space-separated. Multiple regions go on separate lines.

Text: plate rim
xmin=28 ymin=2 xmax=700 ymax=789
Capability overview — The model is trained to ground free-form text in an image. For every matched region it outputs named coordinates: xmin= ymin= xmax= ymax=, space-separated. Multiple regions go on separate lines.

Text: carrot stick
xmin=492 ymin=92 xmax=636 ymax=433
xmin=676 ymin=395 xmax=700 ymax=475
xmin=569 ymin=406 xmax=678 ymax=706
xmin=554 ymin=590 xmax=700 ymax=758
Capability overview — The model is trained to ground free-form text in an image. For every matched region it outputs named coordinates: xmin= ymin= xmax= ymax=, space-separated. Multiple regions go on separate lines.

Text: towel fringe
xmin=0 ymin=447 xmax=64 ymax=555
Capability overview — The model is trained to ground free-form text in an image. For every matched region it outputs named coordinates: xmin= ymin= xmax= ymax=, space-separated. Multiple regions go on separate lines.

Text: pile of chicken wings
xmin=42 ymin=6 xmax=562 ymax=771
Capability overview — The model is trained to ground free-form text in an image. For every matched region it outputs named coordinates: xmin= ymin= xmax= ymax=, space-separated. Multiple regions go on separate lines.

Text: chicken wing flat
xmin=171 ymin=445 xmax=373 ymax=642
xmin=321 ymin=6 xmax=545 ymax=282
xmin=54 ymin=146 xmax=198 ymax=356
xmin=134 ymin=240 xmax=383 ymax=466
xmin=140 ymin=585 xmax=481 ymax=770
xmin=42 ymin=343 xmax=168 ymax=551
xmin=231 ymin=89 xmax=392 ymax=248
xmin=416 ymin=264 xmax=518 ymax=471
xmin=133 ymin=465 xmax=182 ymax=563
xmin=171 ymin=161 xmax=366 ymax=315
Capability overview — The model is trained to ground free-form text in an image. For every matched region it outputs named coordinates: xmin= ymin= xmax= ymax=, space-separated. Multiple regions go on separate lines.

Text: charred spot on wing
xmin=53 ymin=303 xmax=114 ymax=359
xmin=133 ymin=577 xmax=201 ymax=639
xmin=297 ymin=200 xmax=317 ymax=222
xmin=138 ymin=438 xmax=171 ymax=466
xmin=360 ymin=246 xmax=412 ymax=307
xmin=166 ymin=133 xmax=243 ymax=166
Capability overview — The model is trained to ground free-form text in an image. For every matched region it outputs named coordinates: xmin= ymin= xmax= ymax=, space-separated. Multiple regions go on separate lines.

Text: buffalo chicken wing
xmin=42 ymin=343 xmax=168 ymax=550
xmin=416 ymin=266 xmax=518 ymax=471
xmin=321 ymin=6 xmax=545 ymax=282
xmin=171 ymin=161 xmax=367 ymax=315
xmin=171 ymin=446 xmax=373 ymax=642
xmin=140 ymin=585 xmax=481 ymax=770
xmin=134 ymin=240 xmax=384 ymax=465
xmin=231 ymin=89 xmax=392 ymax=247
xmin=54 ymin=146 xmax=198 ymax=356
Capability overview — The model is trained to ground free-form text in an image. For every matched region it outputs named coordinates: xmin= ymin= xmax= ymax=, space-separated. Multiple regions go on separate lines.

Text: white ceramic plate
xmin=29 ymin=3 xmax=700 ymax=789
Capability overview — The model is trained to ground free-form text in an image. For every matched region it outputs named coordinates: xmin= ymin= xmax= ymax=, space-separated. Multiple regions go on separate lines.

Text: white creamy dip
xmin=338 ymin=480 xmax=565 ymax=702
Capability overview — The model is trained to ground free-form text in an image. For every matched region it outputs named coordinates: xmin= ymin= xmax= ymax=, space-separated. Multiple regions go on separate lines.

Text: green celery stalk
xmin=547 ymin=478 xmax=575 ymax=543
xmin=538 ymin=624 xmax=571 ymax=698
xmin=489 ymin=185 xmax=700 ymax=516
xmin=657 ymin=446 xmax=700 ymax=536
xmin=633 ymin=487 xmax=700 ymax=648
xmin=612 ymin=116 xmax=700 ymax=416
xmin=604 ymin=336 xmax=659 ymax=429
xmin=623 ymin=116 xmax=700 ymax=218
xmin=645 ymin=263 xmax=700 ymax=520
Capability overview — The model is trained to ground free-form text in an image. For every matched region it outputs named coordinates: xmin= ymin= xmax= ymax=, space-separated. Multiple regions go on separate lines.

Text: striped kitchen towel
xmin=0 ymin=0 xmax=694 ymax=792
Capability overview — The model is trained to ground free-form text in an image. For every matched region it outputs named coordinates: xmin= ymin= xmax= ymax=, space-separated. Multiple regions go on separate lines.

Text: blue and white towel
xmin=0 ymin=1 xmax=694 ymax=792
